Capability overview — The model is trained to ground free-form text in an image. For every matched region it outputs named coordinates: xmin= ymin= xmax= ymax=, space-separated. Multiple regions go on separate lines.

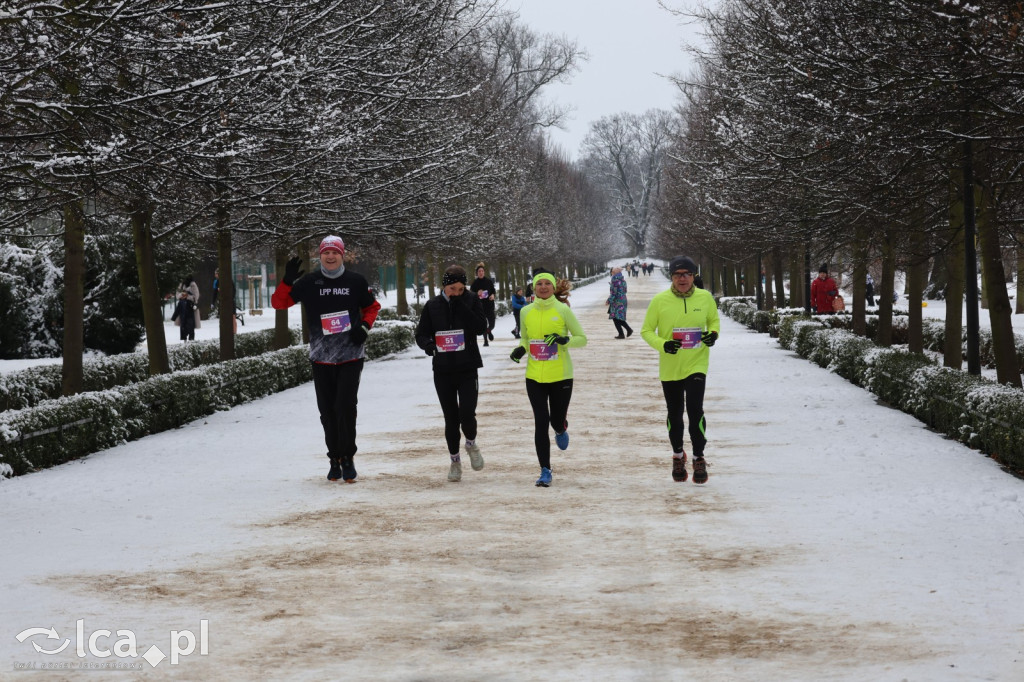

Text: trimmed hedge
xmin=721 ymin=297 xmax=1024 ymax=472
xmin=0 ymin=347 xmax=313 ymax=478
xmin=0 ymin=323 xmax=421 ymax=479
xmin=0 ymin=328 xmax=302 ymax=412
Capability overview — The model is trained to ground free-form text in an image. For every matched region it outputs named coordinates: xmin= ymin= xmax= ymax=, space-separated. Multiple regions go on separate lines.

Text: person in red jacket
xmin=271 ymin=235 xmax=381 ymax=483
xmin=810 ymin=263 xmax=839 ymax=314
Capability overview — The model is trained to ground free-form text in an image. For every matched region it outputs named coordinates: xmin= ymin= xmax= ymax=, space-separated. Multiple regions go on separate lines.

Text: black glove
xmin=544 ymin=333 xmax=569 ymax=346
xmin=282 ymin=256 xmax=304 ymax=286
xmin=349 ymin=322 xmax=369 ymax=345
xmin=663 ymin=339 xmax=682 ymax=354
xmin=510 ymin=346 xmax=527 ymax=363
xmin=424 ymin=342 xmax=436 ymax=356
xmin=701 ymin=331 xmax=718 ymax=347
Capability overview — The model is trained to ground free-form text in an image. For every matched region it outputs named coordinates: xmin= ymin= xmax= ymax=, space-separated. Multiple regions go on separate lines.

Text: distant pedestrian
xmin=470 ymin=262 xmax=496 ymax=347
xmin=509 ymin=269 xmax=587 ymax=487
xmin=212 ymin=269 xmax=220 ymax=312
xmin=810 ymin=264 xmax=839 ymax=315
xmin=415 ymin=264 xmax=488 ymax=482
xmin=182 ymin=276 xmax=201 ymax=330
xmin=606 ymin=267 xmax=633 ymax=339
xmin=511 ymin=287 xmax=527 ymax=338
xmin=865 ymin=273 xmax=875 ymax=307
xmin=171 ymin=291 xmax=196 ymax=341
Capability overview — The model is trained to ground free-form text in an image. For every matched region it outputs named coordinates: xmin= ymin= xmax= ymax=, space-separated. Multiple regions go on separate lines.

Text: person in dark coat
xmin=511 ymin=287 xmax=527 ymax=338
xmin=171 ymin=292 xmax=196 ymax=341
xmin=470 ymin=262 xmax=496 ymax=347
xmin=416 ymin=264 xmax=489 ymax=482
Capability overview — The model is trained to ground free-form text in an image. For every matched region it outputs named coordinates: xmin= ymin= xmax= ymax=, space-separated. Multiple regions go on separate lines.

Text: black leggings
xmin=661 ymin=374 xmax=707 ymax=457
xmin=433 ymin=370 xmax=479 ymax=455
xmin=526 ymin=378 xmax=573 ymax=469
xmin=612 ymin=318 xmax=633 ymax=336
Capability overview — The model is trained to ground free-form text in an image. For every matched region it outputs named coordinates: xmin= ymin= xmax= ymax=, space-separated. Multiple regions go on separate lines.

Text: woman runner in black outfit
xmin=415 ymin=265 xmax=489 ymax=482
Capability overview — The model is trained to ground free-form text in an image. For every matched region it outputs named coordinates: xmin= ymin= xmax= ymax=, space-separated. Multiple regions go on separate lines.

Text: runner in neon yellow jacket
xmin=640 ymin=256 xmax=720 ymax=485
xmin=640 ymin=283 xmax=721 ymax=381
xmin=510 ymin=270 xmax=587 ymax=487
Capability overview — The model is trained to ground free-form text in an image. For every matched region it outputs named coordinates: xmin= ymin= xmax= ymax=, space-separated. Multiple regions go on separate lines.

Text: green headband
xmin=532 ymin=272 xmax=557 ymax=288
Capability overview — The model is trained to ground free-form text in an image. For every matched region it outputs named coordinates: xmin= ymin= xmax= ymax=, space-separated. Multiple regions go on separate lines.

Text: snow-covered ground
xmin=2 ymin=269 xmax=1022 ymax=680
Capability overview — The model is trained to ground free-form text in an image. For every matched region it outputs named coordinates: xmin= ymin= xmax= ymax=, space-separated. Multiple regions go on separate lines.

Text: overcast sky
xmin=511 ymin=0 xmax=706 ymax=160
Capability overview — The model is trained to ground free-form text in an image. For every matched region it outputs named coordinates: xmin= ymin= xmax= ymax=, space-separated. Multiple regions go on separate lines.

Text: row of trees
xmin=653 ymin=0 xmax=1024 ymax=387
xmin=2 ymin=1 xmax=621 ymax=388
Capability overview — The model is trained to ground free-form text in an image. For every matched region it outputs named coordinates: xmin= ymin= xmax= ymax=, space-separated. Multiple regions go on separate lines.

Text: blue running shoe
xmin=555 ymin=430 xmax=569 ymax=451
xmin=535 ymin=467 xmax=552 ymax=487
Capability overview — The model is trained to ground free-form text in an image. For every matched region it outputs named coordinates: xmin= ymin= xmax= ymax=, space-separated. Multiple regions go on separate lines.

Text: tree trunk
xmin=395 ymin=241 xmax=408 ymax=316
xmin=273 ymin=246 xmax=291 ymax=350
xmin=1017 ymin=240 xmax=1024 ymax=314
xmin=851 ymin=227 xmax=868 ymax=337
xmin=131 ymin=201 xmax=170 ymax=375
xmin=764 ymin=251 xmax=775 ymax=309
xmin=907 ymin=230 xmax=927 ymax=354
xmin=772 ymin=246 xmax=786 ymax=307
xmin=61 ymin=199 xmax=86 ymax=396
xmin=876 ymin=230 xmax=896 ymax=347
xmin=427 ymin=252 xmax=436 ymax=300
xmin=497 ymin=262 xmax=508 ymax=301
xmin=944 ymin=191 xmax=966 ymax=369
xmin=217 ymin=225 xmax=235 ymax=361
xmin=789 ymin=248 xmax=802 ymax=308
xmin=927 ymin=250 xmax=948 ymax=300
xmin=977 ymin=187 xmax=1022 ymax=387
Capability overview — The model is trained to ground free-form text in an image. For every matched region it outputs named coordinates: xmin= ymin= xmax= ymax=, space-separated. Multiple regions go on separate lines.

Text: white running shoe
xmin=448 ymin=460 xmax=462 ymax=482
xmin=466 ymin=442 xmax=484 ymax=471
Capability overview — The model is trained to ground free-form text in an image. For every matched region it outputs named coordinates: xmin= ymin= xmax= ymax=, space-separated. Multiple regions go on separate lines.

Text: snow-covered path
xmin=2 ymin=272 xmax=1022 ymax=681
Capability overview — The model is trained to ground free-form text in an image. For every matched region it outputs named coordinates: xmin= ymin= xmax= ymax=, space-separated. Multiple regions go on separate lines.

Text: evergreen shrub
xmin=720 ymin=300 xmax=1024 ymax=470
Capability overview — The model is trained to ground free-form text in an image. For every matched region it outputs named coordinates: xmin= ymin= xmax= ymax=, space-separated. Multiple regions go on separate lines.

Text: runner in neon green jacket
xmin=510 ymin=270 xmax=587 ymax=487
xmin=640 ymin=256 xmax=720 ymax=485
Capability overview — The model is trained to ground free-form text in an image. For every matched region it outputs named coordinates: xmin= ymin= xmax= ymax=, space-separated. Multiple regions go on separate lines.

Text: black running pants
xmin=661 ymin=373 xmax=707 ymax=457
xmin=433 ymin=369 xmax=479 ymax=455
xmin=526 ymin=378 xmax=573 ymax=469
xmin=312 ymin=360 xmax=364 ymax=460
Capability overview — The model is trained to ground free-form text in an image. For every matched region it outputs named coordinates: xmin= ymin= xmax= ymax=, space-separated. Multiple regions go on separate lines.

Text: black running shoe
xmin=692 ymin=457 xmax=708 ymax=484
xmin=327 ymin=458 xmax=342 ymax=481
xmin=672 ymin=454 xmax=688 ymax=482
xmin=340 ymin=456 xmax=357 ymax=483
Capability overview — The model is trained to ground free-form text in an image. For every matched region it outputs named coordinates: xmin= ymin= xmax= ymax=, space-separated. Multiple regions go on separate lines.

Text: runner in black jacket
xmin=271 ymin=236 xmax=381 ymax=483
xmin=470 ymin=262 xmax=496 ymax=346
xmin=415 ymin=264 xmax=488 ymax=482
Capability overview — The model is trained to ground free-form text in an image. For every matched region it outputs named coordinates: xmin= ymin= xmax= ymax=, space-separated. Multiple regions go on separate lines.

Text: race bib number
xmin=478 ymin=289 xmax=489 ymax=300
xmin=321 ymin=310 xmax=352 ymax=335
xmin=435 ymin=329 xmax=466 ymax=353
xmin=529 ymin=339 xmax=558 ymax=361
xmin=673 ymin=327 xmax=703 ymax=350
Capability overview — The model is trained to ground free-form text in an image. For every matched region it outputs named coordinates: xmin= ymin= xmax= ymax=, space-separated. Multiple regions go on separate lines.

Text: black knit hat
xmin=819 ymin=263 xmax=828 ymax=274
xmin=669 ymin=256 xmax=698 ymax=274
